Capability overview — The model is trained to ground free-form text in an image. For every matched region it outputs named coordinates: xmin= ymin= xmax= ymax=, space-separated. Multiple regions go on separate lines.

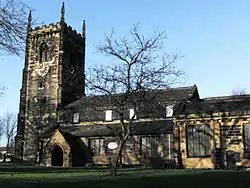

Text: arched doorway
xmin=51 ymin=145 xmax=63 ymax=166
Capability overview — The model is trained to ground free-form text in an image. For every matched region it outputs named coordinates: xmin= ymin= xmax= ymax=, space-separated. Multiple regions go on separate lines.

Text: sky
xmin=0 ymin=0 xmax=250 ymax=116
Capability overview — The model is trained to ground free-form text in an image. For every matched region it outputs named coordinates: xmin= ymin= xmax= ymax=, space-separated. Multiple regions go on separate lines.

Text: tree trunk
xmin=6 ymin=139 xmax=10 ymax=154
xmin=110 ymin=139 xmax=126 ymax=176
xmin=38 ymin=140 xmax=43 ymax=164
xmin=34 ymin=142 xmax=40 ymax=164
xmin=4 ymin=139 xmax=10 ymax=162
xmin=3 ymin=153 xmax=6 ymax=163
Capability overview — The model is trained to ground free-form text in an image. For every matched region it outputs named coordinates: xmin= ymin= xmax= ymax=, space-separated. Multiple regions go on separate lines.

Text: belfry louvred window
xmin=39 ymin=43 xmax=49 ymax=62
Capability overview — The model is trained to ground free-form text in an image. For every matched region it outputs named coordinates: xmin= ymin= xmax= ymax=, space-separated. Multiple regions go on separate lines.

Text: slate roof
xmin=64 ymin=85 xmax=198 ymax=110
xmin=181 ymin=94 xmax=250 ymax=115
xmin=60 ymin=119 xmax=173 ymax=137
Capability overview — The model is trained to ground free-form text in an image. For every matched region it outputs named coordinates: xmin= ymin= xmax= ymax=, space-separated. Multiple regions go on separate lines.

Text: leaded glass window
xmin=187 ymin=124 xmax=211 ymax=157
xmin=141 ymin=136 xmax=160 ymax=157
xmin=90 ymin=139 xmax=105 ymax=156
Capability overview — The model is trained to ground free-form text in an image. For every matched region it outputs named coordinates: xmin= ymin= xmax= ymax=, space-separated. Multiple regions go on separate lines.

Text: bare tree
xmin=0 ymin=0 xmax=30 ymax=55
xmin=0 ymin=85 xmax=5 ymax=97
xmin=0 ymin=112 xmax=17 ymax=161
xmin=232 ymin=89 xmax=247 ymax=96
xmin=86 ymin=24 xmax=183 ymax=176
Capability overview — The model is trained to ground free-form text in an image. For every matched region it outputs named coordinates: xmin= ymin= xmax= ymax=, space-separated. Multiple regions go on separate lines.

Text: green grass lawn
xmin=0 ymin=166 xmax=250 ymax=188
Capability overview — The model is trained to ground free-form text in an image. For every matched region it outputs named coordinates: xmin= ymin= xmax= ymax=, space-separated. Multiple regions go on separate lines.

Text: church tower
xmin=15 ymin=3 xmax=86 ymax=160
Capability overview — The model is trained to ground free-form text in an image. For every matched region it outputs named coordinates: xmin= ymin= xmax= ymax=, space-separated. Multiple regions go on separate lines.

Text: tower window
xmin=43 ymin=97 xmax=46 ymax=104
xmin=39 ymin=43 xmax=49 ymax=62
xmin=38 ymin=81 xmax=44 ymax=89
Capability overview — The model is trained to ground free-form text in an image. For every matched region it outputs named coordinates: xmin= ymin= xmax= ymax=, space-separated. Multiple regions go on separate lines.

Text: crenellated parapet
xmin=28 ymin=22 xmax=85 ymax=44
xmin=65 ymin=24 xmax=82 ymax=37
xmin=64 ymin=23 xmax=85 ymax=43
xmin=31 ymin=22 xmax=62 ymax=36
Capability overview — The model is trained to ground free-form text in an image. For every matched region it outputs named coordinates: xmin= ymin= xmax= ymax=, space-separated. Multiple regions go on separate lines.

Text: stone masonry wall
xmin=176 ymin=116 xmax=250 ymax=169
xmin=43 ymin=130 xmax=70 ymax=167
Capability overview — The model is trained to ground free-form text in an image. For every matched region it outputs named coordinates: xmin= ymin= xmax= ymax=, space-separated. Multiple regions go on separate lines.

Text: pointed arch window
xmin=39 ymin=43 xmax=49 ymax=62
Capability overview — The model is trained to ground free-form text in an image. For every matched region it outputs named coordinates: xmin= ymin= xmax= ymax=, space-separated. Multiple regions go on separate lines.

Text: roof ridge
xmin=204 ymin=94 xmax=250 ymax=101
xmin=84 ymin=85 xmax=196 ymax=96
xmin=142 ymin=85 xmax=196 ymax=92
xmin=64 ymin=85 xmax=197 ymax=108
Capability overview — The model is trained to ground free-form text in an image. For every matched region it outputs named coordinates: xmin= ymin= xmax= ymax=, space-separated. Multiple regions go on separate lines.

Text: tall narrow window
xmin=99 ymin=139 xmax=104 ymax=155
xmin=141 ymin=137 xmax=150 ymax=156
xmin=186 ymin=124 xmax=211 ymax=157
xmin=105 ymin=110 xmax=112 ymax=121
xmin=162 ymin=134 xmax=174 ymax=159
xmin=244 ymin=124 xmax=250 ymax=159
xmin=166 ymin=105 xmax=173 ymax=117
xmin=129 ymin=109 xmax=136 ymax=120
xmin=151 ymin=137 xmax=160 ymax=156
xmin=90 ymin=139 xmax=105 ymax=156
xmin=43 ymin=97 xmax=46 ymax=104
xmin=73 ymin=113 xmax=79 ymax=123
xmin=38 ymin=81 xmax=44 ymax=90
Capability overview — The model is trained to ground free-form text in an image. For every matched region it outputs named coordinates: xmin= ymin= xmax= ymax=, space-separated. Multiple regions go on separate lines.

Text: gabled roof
xmin=152 ymin=85 xmax=199 ymax=102
xmin=59 ymin=130 xmax=93 ymax=165
xmin=41 ymin=125 xmax=60 ymax=139
xmin=60 ymin=119 xmax=173 ymax=137
xmin=64 ymin=85 xmax=198 ymax=110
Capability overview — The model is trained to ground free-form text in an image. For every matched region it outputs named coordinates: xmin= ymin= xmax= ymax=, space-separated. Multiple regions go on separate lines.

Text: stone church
xmin=15 ymin=3 xmax=250 ymax=169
